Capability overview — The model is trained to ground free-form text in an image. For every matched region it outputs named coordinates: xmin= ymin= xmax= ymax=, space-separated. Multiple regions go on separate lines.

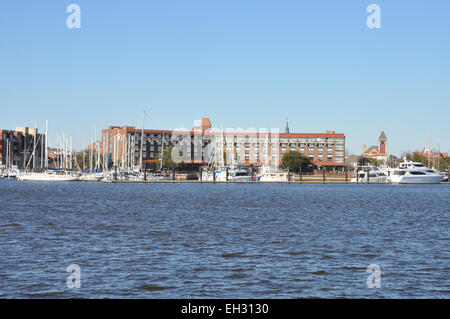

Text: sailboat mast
xmin=62 ymin=133 xmax=65 ymax=170
xmin=70 ymin=136 xmax=72 ymax=170
xmin=44 ymin=120 xmax=48 ymax=169
xmin=89 ymin=138 xmax=93 ymax=172
xmin=97 ymin=139 xmax=101 ymax=171
xmin=160 ymin=134 xmax=164 ymax=170
xmin=82 ymin=143 xmax=85 ymax=171
xmin=33 ymin=121 xmax=37 ymax=170
xmin=40 ymin=126 xmax=44 ymax=169
xmin=6 ymin=139 xmax=9 ymax=170
xmin=139 ymin=111 xmax=145 ymax=171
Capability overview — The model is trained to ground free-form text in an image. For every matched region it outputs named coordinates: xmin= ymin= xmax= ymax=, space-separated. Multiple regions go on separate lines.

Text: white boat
xmin=17 ymin=171 xmax=80 ymax=181
xmin=101 ymin=170 xmax=143 ymax=182
xmin=100 ymin=170 xmax=172 ymax=182
xmin=441 ymin=171 xmax=449 ymax=182
xmin=386 ymin=160 xmax=444 ymax=184
xmin=350 ymin=165 xmax=388 ymax=183
xmin=6 ymin=168 xmax=20 ymax=178
xmin=146 ymin=172 xmax=172 ymax=181
xmin=202 ymin=165 xmax=253 ymax=182
xmin=258 ymin=166 xmax=289 ymax=182
xmin=216 ymin=165 xmax=253 ymax=182
xmin=79 ymin=172 xmax=104 ymax=182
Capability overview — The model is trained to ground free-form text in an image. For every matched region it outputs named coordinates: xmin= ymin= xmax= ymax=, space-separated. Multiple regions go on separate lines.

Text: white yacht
xmin=79 ymin=172 xmax=104 ymax=182
xmin=146 ymin=172 xmax=172 ymax=181
xmin=101 ymin=170 xmax=143 ymax=182
xmin=17 ymin=171 xmax=80 ymax=181
xmin=386 ymin=160 xmax=444 ymax=184
xmin=258 ymin=165 xmax=289 ymax=182
xmin=217 ymin=165 xmax=253 ymax=182
xmin=350 ymin=165 xmax=388 ymax=183
xmin=202 ymin=165 xmax=253 ymax=182
xmin=5 ymin=168 xmax=21 ymax=178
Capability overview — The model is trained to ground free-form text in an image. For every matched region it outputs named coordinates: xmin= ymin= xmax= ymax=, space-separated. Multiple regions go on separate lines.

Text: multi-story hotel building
xmin=0 ymin=127 xmax=46 ymax=170
xmin=102 ymin=118 xmax=345 ymax=171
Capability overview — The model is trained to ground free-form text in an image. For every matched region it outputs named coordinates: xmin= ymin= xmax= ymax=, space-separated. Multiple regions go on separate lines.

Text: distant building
xmin=0 ymin=127 xmax=46 ymax=170
xmin=417 ymin=148 xmax=448 ymax=159
xmin=102 ymin=117 xmax=346 ymax=171
xmin=362 ymin=131 xmax=388 ymax=161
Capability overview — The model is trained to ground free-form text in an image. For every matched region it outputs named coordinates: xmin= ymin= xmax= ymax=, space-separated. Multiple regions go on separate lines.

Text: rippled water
xmin=0 ymin=180 xmax=448 ymax=298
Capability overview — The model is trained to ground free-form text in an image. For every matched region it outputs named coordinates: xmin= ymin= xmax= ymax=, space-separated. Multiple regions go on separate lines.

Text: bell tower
xmin=378 ymin=131 xmax=387 ymax=155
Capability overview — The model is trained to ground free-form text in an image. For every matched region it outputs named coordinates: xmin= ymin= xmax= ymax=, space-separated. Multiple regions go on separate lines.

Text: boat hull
xmin=259 ymin=176 xmax=288 ymax=182
xmin=387 ymin=175 xmax=444 ymax=184
xmin=350 ymin=177 xmax=387 ymax=183
xmin=17 ymin=174 xmax=79 ymax=181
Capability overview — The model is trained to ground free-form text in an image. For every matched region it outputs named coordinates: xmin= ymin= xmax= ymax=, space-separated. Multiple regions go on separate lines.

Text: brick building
xmin=102 ymin=118 xmax=345 ymax=171
xmin=0 ymin=127 xmax=46 ymax=170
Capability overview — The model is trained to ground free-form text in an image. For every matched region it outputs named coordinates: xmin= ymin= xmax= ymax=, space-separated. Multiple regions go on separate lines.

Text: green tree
xmin=439 ymin=157 xmax=450 ymax=170
xmin=412 ymin=152 xmax=425 ymax=163
xmin=357 ymin=156 xmax=369 ymax=166
xmin=281 ymin=151 xmax=311 ymax=172
xmin=367 ymin=158 xmax=383 ymax=166
xmin=387 ymin=154 xmax=399 ymax=167
xmin=162 ymin=145 xmax=178 ymax=170
xmin=404 ymin=152 xmax=413 ymax=161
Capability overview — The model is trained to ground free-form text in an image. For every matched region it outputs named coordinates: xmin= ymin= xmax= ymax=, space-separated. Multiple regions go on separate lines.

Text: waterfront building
xmin=102 ymin=118 xmax=346 ymax=172
xmin=416 ymin=147 xmax=448 ymax=170
xmin=0 ymin=127 xmax=46 ymax=170
xmin=417 ymin=148 xmax=448 ymax=159
xmin=362 ymin=131 xmax=388 ymax=162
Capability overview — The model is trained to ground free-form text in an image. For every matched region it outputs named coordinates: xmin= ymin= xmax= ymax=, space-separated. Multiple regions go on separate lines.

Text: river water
xmin=0 ymin=180 xmax=448 ymax=298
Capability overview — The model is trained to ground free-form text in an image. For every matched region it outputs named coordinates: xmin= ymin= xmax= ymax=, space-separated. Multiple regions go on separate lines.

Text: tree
xmin=368 ymin=158 xmax=383 ymax=167
xmin=162 ymin=145 xmax=178 ymax=170
xmin=440 ymin=157 xmax=450 ymax=171
xmin=281 ymin=151 xmax=311 ymax=172
xmin=387 ymin=154 xmax=399 ymax=167
xmin=358 ymin=156 xmax=369 ymax=166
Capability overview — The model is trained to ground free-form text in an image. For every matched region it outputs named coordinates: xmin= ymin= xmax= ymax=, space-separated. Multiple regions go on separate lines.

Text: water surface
xmin=0 ymin=180 xmax=448 ymax=298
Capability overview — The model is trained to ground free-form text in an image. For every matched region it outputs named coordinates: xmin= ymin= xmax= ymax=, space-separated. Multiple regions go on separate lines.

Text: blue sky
xmin=1 ymin=1 xmax=449 ymax=155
